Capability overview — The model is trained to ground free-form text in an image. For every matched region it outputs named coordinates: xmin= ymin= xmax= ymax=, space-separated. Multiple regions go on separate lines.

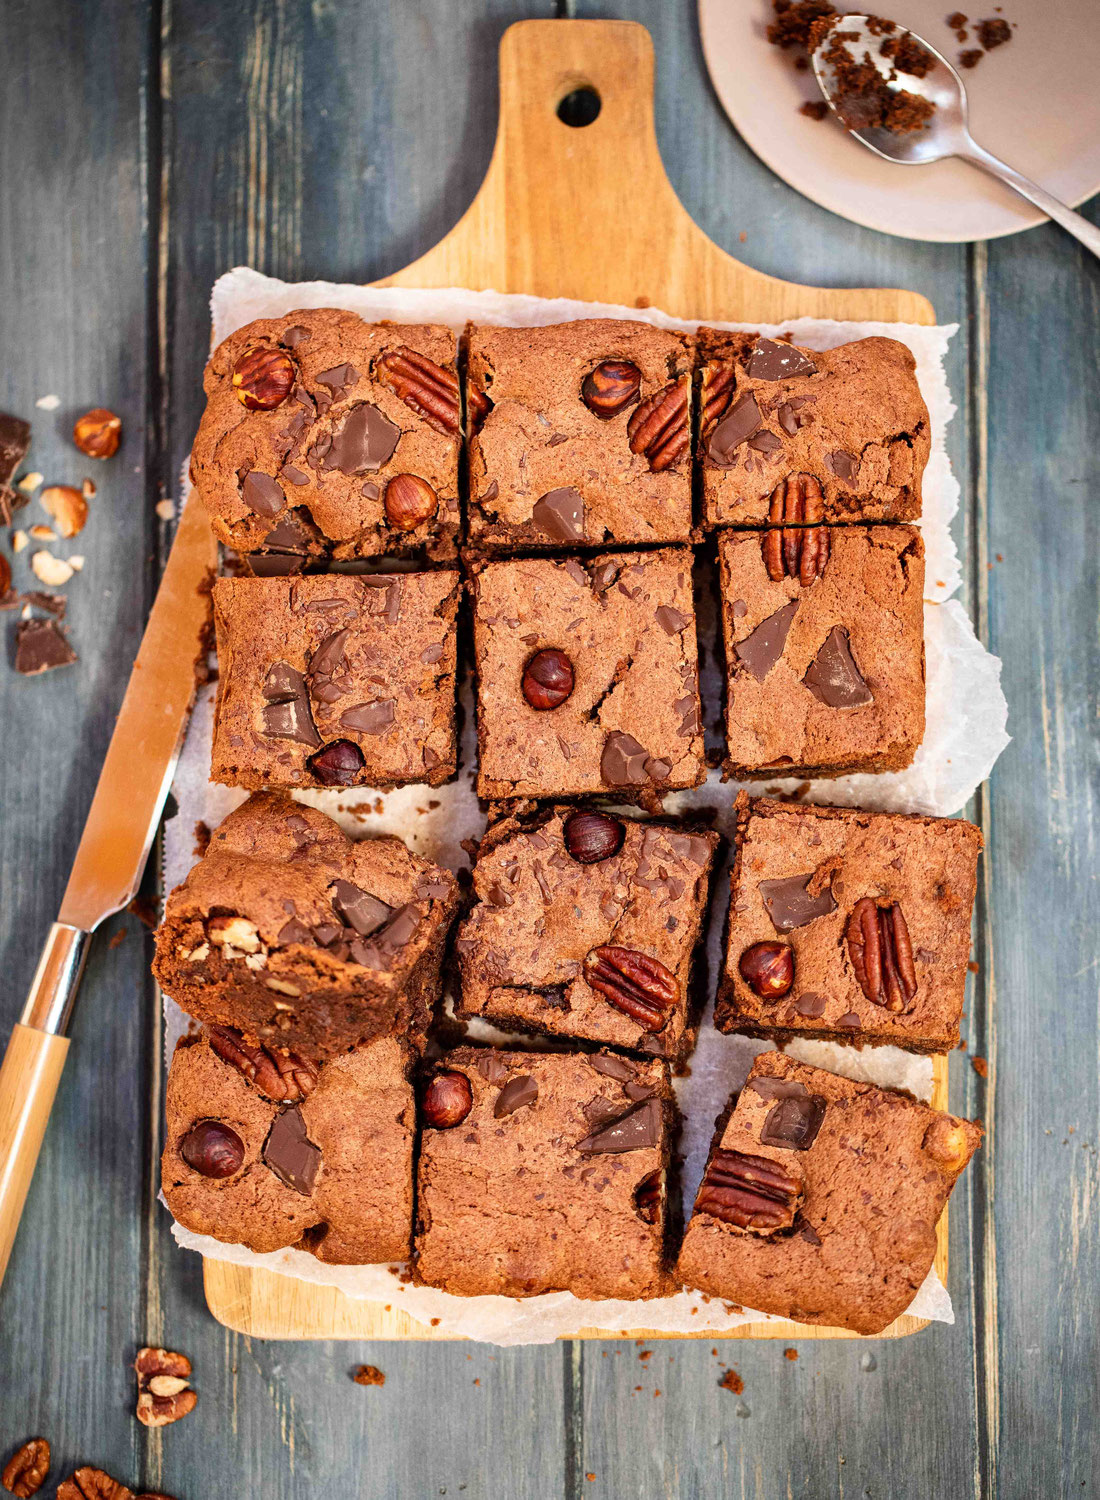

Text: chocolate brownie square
xmin=162 ymin=1028 xmax=414 ymax=1263
xmin=153 ymin=794 xmax=459 ymax=1060
xmin=454 ymin=806 xmax=719 ymax=1061
xmin=677 ymin=1052 xmax=981 ymax=1334
xmin=210 ymin=571 xmax=459 ymax=791
xmin=190 ymin=308 xmax=461 ymax=564
xmin=415 ymin=1048 xmax=676 ymax=1299
xmin=698 ymin=333 xmax=929 ymax=529
xmin=718 ymin=524 xmax=925 ymax=777
xmin=465 ymin=320 xmax=693 ymax=551
xmin=472 ymin=549 xmax=705 ymax=800
xmin=716 ymin=795 xmax=982 ymax=1051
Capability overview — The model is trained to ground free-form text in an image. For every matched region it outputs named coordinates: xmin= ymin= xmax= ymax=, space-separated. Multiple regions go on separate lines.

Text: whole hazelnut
xmin=922 ymin=1116 xmax=974 ymax=1172
xmin=384 ymin=473 xmax=438 ymax=531
xmin=72 ymin=407 xmax=122 ymax=459
xmin=180 ymin=1120 xmax=245 ymax=1178
xmin=521 ymin=648 xmax=575 ymax=711
xmin=232 ymin=346 xmax=296 ymax=411
xmin=563 ymin=809 xmax=625 ymax=864
xmin=422 ymin=1070 xmax=473 ymax=1129
xmin=581 ymin=360 xmax=641 ymax=419
xmin=738 ymin=941 xmax=795 ymax=1000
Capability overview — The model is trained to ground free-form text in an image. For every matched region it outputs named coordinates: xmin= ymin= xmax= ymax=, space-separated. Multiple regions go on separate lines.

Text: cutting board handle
xmin=383 ymin=19 xmax=933 ymax=325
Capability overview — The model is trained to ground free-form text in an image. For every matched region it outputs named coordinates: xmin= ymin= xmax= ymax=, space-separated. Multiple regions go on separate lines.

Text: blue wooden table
xmin=0 ymin=3 xmax=1096 ymax=1496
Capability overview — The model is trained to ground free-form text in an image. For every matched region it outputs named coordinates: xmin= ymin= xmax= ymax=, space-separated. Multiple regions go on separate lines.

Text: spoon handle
xmin=957 ymin=141 xmax=1100 ymax=260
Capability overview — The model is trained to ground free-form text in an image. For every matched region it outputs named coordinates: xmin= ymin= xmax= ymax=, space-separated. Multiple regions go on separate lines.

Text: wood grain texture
xmin=0 ymin=0 xmax=1095 ymax=1497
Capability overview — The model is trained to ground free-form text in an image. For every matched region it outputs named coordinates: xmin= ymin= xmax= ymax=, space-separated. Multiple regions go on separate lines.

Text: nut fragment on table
xmin=40 ymin=483 xmax=89 ymax=538
xmin=1 ymin=1437 xmax=50 ymax=1498
xmin=72 ymin=407 xmax=122 ymax=459
xmin=55 ymin=1469 xmax=131 ymax=1500
xmin=29 ymin=551 xmax=74 ymax=587
xmin=134 ymin=1347 xmax=197 ymax=1428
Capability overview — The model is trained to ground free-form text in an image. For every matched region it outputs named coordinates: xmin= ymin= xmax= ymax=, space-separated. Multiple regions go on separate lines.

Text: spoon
xmin=812 ymin=15 xmax=1100 ymax=258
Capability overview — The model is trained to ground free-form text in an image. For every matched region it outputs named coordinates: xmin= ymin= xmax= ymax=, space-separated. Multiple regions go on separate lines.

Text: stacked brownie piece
xmin=157 ymin=310 xmax=984 ymax=1331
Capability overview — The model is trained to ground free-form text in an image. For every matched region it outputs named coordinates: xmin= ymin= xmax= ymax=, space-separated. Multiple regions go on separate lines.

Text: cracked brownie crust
xmin=472 ymin=548 xmax=705 ymax=800
xmin=210 ymin=571 xmax=460 ymax=791
xmin=466 ymin=319 xmax=693 ymax=551
xmin=162 ymin=1028 xmax=414 ymax=1263
xmin=718 ymin=524 xmax=925 ymax=777
xmin=677 ymin=1051 xmax=981 ymax=1334
xmin=153 ymin=794 xmax=459 ymax=1060
xmin=190 ymin=308 xmax=461 ymax=562
xmin=415 ymin=1047 xmax=676 ymax=1299
xmin=455 ymin=806 xmax=719 ymax=1061
xmin=716 ymin=795 xmax=982 ymax=1051
xmin=698 ymin=332 xmax=930 ymax=528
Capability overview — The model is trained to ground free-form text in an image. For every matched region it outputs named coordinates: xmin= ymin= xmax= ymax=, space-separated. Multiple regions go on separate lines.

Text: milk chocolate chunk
xmin=261 ymin=662 xmax=321 ymax=746
xmin=708 ymin=393 xmax=761 ymax=465
xmin=577 ymin=1097 xmax=661 ymax=1154
xmin=494 ymin=1075 xmax=538 ymax=1117
xmin=532 ymin=486 xmax=585 ymax=542
xmin=247 ymin=552 xmax=306 ymax=577
xmin=351 ymin=903 xmax=421 ymax=970
xmin=759 ymin=1093 xmax=827 ymax=1151
xmin=262 ymin=1105 xmax=322 ymax=1194
xmin=734 ymin=600 xmax=798 ymax=681
xmin=758 ymin=872 xmax=837 ymax=931
xmin=587 ymin=1054 xmax=636 ymax=1082
xmin=600 ymin=731 xmax=650 ymax=786
xmin=339 ymin=699 xmax=396 ymax=734
xmin=241 ymin=470 xmax=286 ymax=517
xmin=794 ymin=991 xmax=828 ymax=1018
xmin=315 ymin=362 xmax=361 ymax=399
xmin=825 ymin=450 xmax=857 ymax=482
xmin=331 ymin=880 xmax=393 ymax=937
xmin=746 ymin=339 xmax=818 ymax=381
xmin=313 ymin=403 xmax=400 ymax=474
xmin=803 ymin=626 xmax=874 ymax=708
xmin=655 ymin=605 xmax=690 ymax=635
xmin=263 ymin=515 xmax=315 ymax=552
xmin=14 ymin=617 xmax=78 ymax=675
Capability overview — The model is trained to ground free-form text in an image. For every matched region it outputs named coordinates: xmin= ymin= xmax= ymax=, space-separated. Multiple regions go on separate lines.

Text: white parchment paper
xmin=159 ymin=270 xmax=1005 ymax=1342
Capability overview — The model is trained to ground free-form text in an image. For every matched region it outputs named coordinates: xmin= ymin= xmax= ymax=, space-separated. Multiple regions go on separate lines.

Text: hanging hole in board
xmin=557 ymin=87 xmax=601 ymax=128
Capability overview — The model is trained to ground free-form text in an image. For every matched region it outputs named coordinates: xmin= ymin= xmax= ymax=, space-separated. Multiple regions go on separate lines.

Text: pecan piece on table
xmin=763 ymin=474 xmax=830 ymax=585
xmin=55 ymin=1470 xmax=132 ymax=1500
xmin=1 ymin=1438 xmax=50 ymax=1498
xmin=583 ymin=945 xmax=679 ymax=1030
xmin=376 ymin=347 xmax=460 ymax=435
xmin=134 ymin=1347 xmax=197 ymax=1429
xmin=208 ymin=1025 xmax=317 ymax=1103
xmin=845 ymin=898 xmax=918 ymax=1013
xmin=695 ymin=1148 xmax=802 ymax=1232
xmin=626 ymin=376 xmax=690 ymax=472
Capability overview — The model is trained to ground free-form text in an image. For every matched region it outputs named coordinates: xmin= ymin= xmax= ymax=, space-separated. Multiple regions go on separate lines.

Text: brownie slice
xmin=698 ymin=333 xmax=929 ymax=529
xmin=716 ymin=795 xmax=982 ymax=1051
xmin=153 ymin=794 xmax=459 ymax=1060
xmin=162 ymin=1028 xmax=414 ymax=1263
xmin=455 ymin=806 xmax=718 ymax=1062
xmin=718 ymin=524 xmax=925 ymax=777
xmin=677 ymin=1052 xmax=981 ymax=1334
xmin=415 ymin=1048 xmax=676 ymax=1299
xmin=472 ymin=549 xmax=705 ymax=801
xmin=466 ymin=320 xmax=693 ymax=551
xmin=190 ymin=308 xmax=461 ymax=564
xmin=210 ymin=571 xmax=460 ymax=791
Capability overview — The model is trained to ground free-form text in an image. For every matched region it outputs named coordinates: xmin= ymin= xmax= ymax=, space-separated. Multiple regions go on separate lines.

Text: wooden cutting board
xmin=202 ymin=17 xmax=943 ymax=1341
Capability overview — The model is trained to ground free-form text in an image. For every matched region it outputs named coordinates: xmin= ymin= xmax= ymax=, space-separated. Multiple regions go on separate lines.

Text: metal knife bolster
xmin=19 ymin=924 xmax=92 ymax=1036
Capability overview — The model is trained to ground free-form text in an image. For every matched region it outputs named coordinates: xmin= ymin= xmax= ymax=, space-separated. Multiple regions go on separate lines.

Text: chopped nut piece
xmin=134 ymin=1346 xmax=197 ymax=1428
xmin=206 ymin=915 xmax=262 ymax=952
xmin=55 ymin=1467 xmax=131 ymax=1500
xmin=265 ymin=977 xmax=302 ymax=997
xmin=73 ymin=407 xmax=122 ymax=459
xmin=27 ymin=525 xmax=57 ymax=541
xmin=155 ymin=499 xmax=175 ymax=520
xmin=2 ymin=1437 xmax=50 ymax=1497
xmin=40 ymin=484 xmax=89 ymax=538
xmin=12 ymin=530 xmax=28 ymax=553
xmin=352 ymin=1364 xmax=386 ymax=1386
xmin=68 ymin=555 xmax=85 ymax=570
xmin=30 ymin=551 xmax=74 ymax=586
xmin=16 ymin=472 xmax=43 ymax=494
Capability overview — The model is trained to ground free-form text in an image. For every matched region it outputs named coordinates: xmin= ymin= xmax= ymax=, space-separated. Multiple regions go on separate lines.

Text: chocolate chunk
xmin=261 ymin=662 xmax=321 ymax=746
xmin=339 ymin=699 xmax=396 ymax=734
xmin=734 ymin=600 xmax=798 ymax=680
xmin=587 ymin=1054 xmax=636 ymax=1082
xmin=494 ymin=1075 xmax=538 ymax=1118
xmin=280 ymin=324 xmax=312 ymax=349
xmin=837 ymin=1011 xmax=862 ymax=1028
xmin=794 ymin=991 xmax=828 ymax=1018
xmin=241 ymin=471 xmax=286 ymax=518
xmin=263 ymin=515 xmax=314 ymax=552
xmin=759 ymin=873 xmax=837 ymax=931
xmin=577 ymin=1097 xmax=661 ymax=1154
xmin=309 ymin=628 xmax=349 ymax=681
xmin=0 ymin=411 xmax=30 ymax=488
xmin=475 ymin=1051 xmax=509 ymax=1084
xmin=748 ymin=1076 xmax=809 ymax=1102
xmin=315 ymin=363 xmax=361 ymax=398
xmin=349 ymin=903 xmax=420 ymax=970
xmin=748 ymin=429 xmax=782 ymax=453
xmin=759 ymin=1093 xmax=826 ymax=1151
xmin=600 ymin=731 xmax=650 ymax=786
xmin=277 ymin=917 xmax=315 ymax=946
xmin=247 ymin=552 xmax=306 ymax=577
xmin=707 ymin=394 xmax=761 ymax=465
xmin=331 ymin=880 xmax=393 ymax=937
xmin=262 ymin=1105 xmax=321 ymax=1194
xmin=803 ymin=626 xmax=873 ymax=708
xmin=655 ymin=605 xmax=690 ymax=635
xmin=825 ymin=449 xmax=857 ymax=482
xmin=311 ymin=403 xmax=400 ymax=474
xmin=532 ymin=487 xmax=585 ymax=542
xmin=746 ymin=339 xmax=818 ymax=381
xmin=14 ymin=617 xmax=77 ymax=675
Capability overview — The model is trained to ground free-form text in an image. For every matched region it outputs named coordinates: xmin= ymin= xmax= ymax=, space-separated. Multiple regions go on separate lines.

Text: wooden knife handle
xmin=0 ymin=1024 xmax=71 ymax=1286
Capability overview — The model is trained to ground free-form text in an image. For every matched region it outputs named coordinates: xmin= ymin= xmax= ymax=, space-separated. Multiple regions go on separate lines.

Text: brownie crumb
xmin=127 ymin=894 xmax=159 ymax=930
xmin=815 ymin=23 xmax=936 ymax=133
xmin=971 ymin=1055 xmax=989 ymax=1078
xmin=784 ymin=1347 xmax=799 ymax=1360
xmin=719 ymin=1369 xmax=745 ymax=1395
xmin=800 ymin=100 xmax=830 ymax=120
xmin=193 ymin=820 xmax=212 ymax=858
xmin=946 ymin=10 xmax=968 ymax=27
xmin=109 ymin=928 xmax=127 ymax=950
xmin=352 ymin=1365 xmax=386 ymax=1387
xmin=958 ymin=47 xmax=984 ymax=67
xmin=880 ymin=30 xmax=934 ymax=76
xmin=976 ymin=16 xmax=1011 ymax=47
xmin=767 ymin=0 xmax=838 ymax=50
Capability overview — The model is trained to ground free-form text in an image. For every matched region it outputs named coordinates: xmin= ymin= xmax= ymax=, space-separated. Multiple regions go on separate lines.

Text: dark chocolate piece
xmin=734 ymin=601 xmax=798 ymax=681
xmin=14 ymin=617 xmax=77 ymax=675
xmin=494 ymin=1075 xmax=538 ymax=1117
xmin=758 ymin=873 xmax=837 ymax=931
xmin=577 ymin=1097 xmax=661 ymax=1154
xmin=803 ymin=626 xmax=874 ymax=708
xmin=746 ymin=339 xmax=818 ymax=381
xmin=532 ymin=487 xmax=585 ymax=543
xmin=262 ymin=1105 xmax=322 ymax=1194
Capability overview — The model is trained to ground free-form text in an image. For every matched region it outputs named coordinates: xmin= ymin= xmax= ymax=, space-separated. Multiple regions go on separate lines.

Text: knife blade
xmin=0 ymin=486 xmax=216 ymax=1288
